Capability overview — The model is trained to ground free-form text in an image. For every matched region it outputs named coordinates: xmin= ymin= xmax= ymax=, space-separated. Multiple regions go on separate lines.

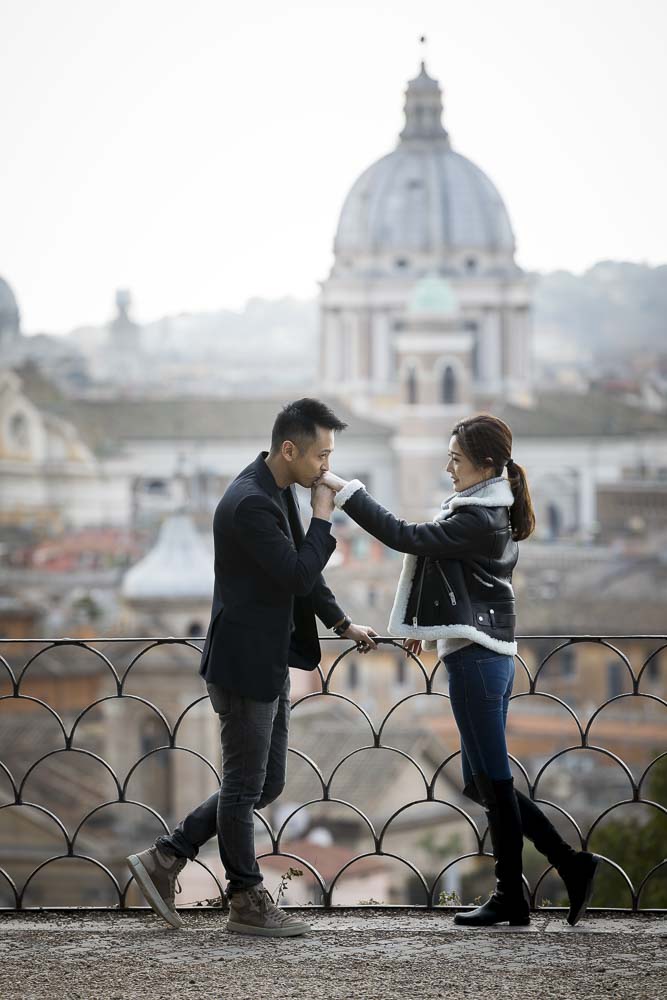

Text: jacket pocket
xmin=472 ymin=605 xmax=516 ymax=628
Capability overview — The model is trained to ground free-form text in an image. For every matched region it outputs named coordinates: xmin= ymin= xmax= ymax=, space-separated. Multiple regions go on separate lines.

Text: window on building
xmin=607 ymin=661 xmax=625 ymax=700
xmin=465 ymin=257 xmax=478 ymax=273
xmin=9 ymin=412 xmax=29 ymax=449
xmin=348 ymin=659 xmax=359 ymax=689
xmin=441 ymin=366 xmax=457 ymax=404
xmin=146 ymin=479 xmax=167 ymax=495
xmin=471 ymin=337 xmax=479 ymax=378
xmin=547 ymin=503 xmax=562 ymax=541
xmin=466 ymin=323 xmax=480 ymax=378
xmin=396 ymin=656 xmax=407 ymax=685
xmin=406 ymin=366 xmax=418 ymax=404
xmin=395 ymin=258 xmax=410 ymax=269
xmin=645 ymin=650 xmax=662 ymax=681
xmin=140 ymin=717 xmax=165 ymax=757
xmin=559 ymin=647 xmax=575 ymax=677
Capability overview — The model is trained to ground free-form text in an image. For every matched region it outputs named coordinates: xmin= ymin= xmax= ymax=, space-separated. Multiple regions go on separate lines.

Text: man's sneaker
xmin=227 ymin=883 xmax=310 ymax=937
xmin=126 ymin=844 xmax=187 ymax=929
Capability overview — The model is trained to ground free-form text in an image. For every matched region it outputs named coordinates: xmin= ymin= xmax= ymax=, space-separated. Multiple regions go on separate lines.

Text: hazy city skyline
xmin=2 ymin=0 xmax=666 ymax=334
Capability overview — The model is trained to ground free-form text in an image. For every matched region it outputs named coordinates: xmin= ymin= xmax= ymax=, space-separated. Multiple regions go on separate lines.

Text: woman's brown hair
xmin=451 ymin=413 xmax=536 ymax=541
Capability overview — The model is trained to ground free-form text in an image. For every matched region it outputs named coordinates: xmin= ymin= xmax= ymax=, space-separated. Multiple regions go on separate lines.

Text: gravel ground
xmin=1 ymin=910 xmax=666 ymax=1000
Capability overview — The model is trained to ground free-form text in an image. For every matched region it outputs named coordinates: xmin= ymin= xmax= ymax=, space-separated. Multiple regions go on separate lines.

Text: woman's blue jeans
xmin=444 ymin=643 xmax=515 ymax=793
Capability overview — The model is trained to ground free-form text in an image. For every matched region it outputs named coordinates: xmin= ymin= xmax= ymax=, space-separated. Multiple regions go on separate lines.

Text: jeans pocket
xmin=475 ymin=656 xmax=512 ymax=700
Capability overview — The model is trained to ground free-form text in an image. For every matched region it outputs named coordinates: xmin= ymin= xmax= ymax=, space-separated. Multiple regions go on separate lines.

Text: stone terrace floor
xmin=1 ymin=910 xmax=666 ymax=1000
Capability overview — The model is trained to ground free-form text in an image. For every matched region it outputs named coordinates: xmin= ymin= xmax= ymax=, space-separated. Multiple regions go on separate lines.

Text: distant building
xmin=0 ymin=369 xmax=128 ymax=531
xmin=121 ymin=511 xmax=214 ymax=637
xmin=95 ymin=289 xmax=145 ymax=385
xmin=0 ymin=275 xmax=21 ymax=352
xmin=0 ymin=274 xmax=88 ymax=389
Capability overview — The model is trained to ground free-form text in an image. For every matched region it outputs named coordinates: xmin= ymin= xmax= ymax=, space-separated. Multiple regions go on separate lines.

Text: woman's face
xmin=445 ymin=434 xmax=494 ymax=492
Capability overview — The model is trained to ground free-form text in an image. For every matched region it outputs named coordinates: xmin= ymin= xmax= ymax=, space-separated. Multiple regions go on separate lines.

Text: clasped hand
xmin=310 ymin=472 xmax=378 ymax=653
xmin=310 ymin=471 xmax=347 ymax=517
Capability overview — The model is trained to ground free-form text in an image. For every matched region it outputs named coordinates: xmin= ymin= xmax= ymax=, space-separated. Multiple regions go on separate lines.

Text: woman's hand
xmin=403 ymin=638 xmax=423 ymax=658
xmin=311 ymin=482 xmax=335 ymax=519
xmin=318 ymin=471 xmax=348 ymax=493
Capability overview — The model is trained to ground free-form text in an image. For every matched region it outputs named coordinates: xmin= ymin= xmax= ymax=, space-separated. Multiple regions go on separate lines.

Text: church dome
xmin=0 ymin=276 xmax=20 ymax=334
xmin=122 ymin=513 xmax=214 ymax=603
xmin=334 ymin=63 xmax=515 ymax=258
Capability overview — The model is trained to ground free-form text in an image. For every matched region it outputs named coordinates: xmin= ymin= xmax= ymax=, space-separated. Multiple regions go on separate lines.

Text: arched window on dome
xmin=441 ymin=366 xmax=457 ymax=404
xmin=406 ymin=365 xmax=418 ymax=405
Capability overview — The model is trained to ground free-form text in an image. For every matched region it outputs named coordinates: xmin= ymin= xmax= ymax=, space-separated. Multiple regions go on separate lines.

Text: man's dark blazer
xmin=198 ymin=451 xmax=345 ymax=700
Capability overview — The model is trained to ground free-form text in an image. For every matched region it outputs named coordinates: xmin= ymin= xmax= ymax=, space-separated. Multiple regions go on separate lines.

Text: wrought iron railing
xmin=0 ymin=635 xmax=665 ymax=912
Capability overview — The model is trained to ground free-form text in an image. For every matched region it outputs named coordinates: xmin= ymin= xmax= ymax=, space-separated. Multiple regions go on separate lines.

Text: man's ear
xmin=282 ymin=440 xmax=296 ymax=462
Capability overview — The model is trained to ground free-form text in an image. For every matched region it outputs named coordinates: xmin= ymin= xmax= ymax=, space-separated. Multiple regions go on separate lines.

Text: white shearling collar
xmin=441 ymin=478 xmax=514 ymax=517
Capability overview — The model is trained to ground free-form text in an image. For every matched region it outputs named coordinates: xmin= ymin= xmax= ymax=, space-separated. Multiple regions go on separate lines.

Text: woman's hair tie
xmin=506 ymin=457 xmax=515 ymax=468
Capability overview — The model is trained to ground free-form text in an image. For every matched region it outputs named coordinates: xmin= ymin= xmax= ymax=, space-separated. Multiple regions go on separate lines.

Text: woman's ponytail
xmin=506 ymin=457 xmax=535 ymax=541
xmin=451 ymin=415 xmax=536 ymax=542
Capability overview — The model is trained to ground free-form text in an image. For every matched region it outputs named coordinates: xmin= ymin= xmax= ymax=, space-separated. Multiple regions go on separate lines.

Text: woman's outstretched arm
xmin=315 ymin=475 xmax=485 ymax=559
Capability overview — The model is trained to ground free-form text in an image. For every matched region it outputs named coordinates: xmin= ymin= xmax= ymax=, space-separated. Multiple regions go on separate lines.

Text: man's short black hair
xmin=270 ymin=398 xmax=348 ymax=453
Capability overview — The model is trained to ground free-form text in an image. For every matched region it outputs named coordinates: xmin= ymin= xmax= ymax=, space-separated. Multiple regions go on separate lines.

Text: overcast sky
xmin=1 ymin=0 xmax=666 ymax=333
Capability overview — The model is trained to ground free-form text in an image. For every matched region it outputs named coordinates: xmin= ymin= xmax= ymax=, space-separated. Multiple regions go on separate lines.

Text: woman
xmin=318 ymin=413 xmax=599 ymax=926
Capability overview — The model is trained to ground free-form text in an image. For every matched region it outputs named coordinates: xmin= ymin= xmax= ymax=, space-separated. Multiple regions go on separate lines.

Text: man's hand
xmin=318 ymin=471 xmax=348 ymax=493
xmin=311 ymin=482 xmax=335 ymax=520
xmin=403 ymin=638 xmax=423 ymax=658
xmin=343 ymin=623 xmax=380 ymax=653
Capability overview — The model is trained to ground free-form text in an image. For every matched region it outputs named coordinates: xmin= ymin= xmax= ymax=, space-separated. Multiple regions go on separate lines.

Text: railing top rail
xmin=1 ymin=634 xmax=666 ymax=643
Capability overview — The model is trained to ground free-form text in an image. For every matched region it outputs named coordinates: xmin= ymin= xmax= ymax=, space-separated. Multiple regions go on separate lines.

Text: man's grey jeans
xmin=156 ymin=674 xmax=291 ymax=895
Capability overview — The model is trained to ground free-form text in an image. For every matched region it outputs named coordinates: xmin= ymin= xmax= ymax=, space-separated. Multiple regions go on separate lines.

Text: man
xmin=126 ymin=398 xmax=378 ymax=936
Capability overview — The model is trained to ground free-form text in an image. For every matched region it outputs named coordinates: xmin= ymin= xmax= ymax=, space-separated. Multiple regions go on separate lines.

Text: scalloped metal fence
xmin=0 ymin=634 xmax=665 ymax=912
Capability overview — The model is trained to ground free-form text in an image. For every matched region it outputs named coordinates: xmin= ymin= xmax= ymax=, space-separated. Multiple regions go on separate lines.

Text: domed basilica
xmin=320 ymin=62 xmax=532 ymax=417
xmin=319 ymin=62 xmax=534 ymax=518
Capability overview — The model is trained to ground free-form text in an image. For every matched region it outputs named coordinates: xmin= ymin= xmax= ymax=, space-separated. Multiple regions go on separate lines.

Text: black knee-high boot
xmin=455 ymin=776 xmax=530 ymax=926
xmin=462 ymin=779 xmax=600 ymax=925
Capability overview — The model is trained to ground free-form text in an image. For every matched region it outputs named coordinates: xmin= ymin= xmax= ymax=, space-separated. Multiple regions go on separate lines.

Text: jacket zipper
xmin=434 ymin=561 xmax=457 ymax=606
xmin=412 ymin=557 xmax=427 ymax=626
